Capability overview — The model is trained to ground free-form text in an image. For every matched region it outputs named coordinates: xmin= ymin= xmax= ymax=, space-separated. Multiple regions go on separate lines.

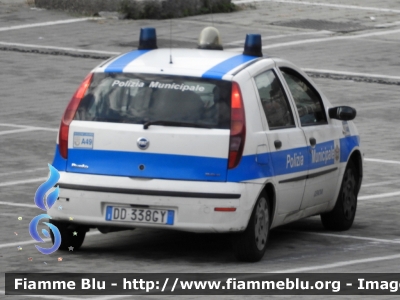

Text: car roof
xmin=95 ymin=48 xmax=273 ymax=80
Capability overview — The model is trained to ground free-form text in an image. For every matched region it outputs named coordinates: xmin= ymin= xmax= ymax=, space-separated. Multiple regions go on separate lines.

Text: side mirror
xmin=328 ymin=106 xmax=356 ymax=121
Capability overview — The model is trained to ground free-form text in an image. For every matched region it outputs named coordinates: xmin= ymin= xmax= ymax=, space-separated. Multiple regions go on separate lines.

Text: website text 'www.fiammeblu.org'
xmin=6 ymin=273 xmax=400 ymax=295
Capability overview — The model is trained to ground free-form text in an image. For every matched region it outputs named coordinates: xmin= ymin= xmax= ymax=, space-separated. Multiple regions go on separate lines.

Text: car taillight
xmin=228 ymin=82 xmax=246 ymax=169
xmin=58 ymin=73 xmax=93 ymax=159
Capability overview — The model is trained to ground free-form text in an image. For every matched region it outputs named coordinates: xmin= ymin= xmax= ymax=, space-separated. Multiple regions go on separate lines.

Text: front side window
xmin=75 ymin=73 xmax=232 ymax=129
xmin=254 ymin=69 xmax=295 ymax=129
xmin=280 ymin=68 xmax=327 ymax=126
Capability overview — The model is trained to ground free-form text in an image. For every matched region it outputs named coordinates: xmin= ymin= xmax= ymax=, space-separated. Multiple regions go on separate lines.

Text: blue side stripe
xmin=227 ymin=137 xmax=358 ymax=182
xmin=52 ymin=136 xmax=360 ymax=182
xmin=340 ymin=135 xmax=359 ymax=162
xmin=202 ymin=54 xmax=257 ymax=80
xmin=52 ymin=145 xmax=67 ymax=171
xmin=227 ymin=154 xmax=274 ymax=182
xmin=105 ymin=50 xmax=151 ymax=73
xmin=309 ymin=140 xmax=335 ymax=170
xmin=65 ymin=149 xmax=228 ymax=182
xmin=227 ymin=147 xmax=309 ymax=182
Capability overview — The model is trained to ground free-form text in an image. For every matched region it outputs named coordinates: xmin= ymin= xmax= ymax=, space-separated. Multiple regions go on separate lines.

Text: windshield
xmin=74 ymin=73 xmax=232 ymax=129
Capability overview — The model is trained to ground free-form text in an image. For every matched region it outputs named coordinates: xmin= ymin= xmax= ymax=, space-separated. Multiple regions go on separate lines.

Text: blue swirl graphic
xmin=30 ymin=165 xmax=62 ymax=255
xmin=29 ymin=214 xmax=61 ymax=255
xmin=34 ymin=164 xmax=60 ymax=210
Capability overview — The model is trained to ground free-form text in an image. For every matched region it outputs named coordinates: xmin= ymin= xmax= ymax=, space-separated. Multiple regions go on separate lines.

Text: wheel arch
xmin=348 ymin=149 xmax=363 ymax=195
xmin=260 ymin=182 xmax=276 ymax=226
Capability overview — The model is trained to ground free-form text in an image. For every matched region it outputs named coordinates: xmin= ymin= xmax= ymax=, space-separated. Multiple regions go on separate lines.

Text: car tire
xmin=49 ymin=220 xmax=87 ymax=251
xmin=232 ymin=192 xmax=270 ymax=262
xmin=321 ymin=161 xmax=358 ymax=231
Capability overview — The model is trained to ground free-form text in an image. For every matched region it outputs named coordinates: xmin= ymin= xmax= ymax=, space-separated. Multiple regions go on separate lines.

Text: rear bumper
xmin=47 ymin=172 xmax=261 ymax=233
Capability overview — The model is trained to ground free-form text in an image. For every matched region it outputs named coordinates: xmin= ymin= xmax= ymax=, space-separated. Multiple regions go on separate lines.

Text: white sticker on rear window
xmin=112 ymin=80 xmax=144 ymax=88
xmin=111 ymin=80 xmax=205 ymax=92
xmin=73 ymin=132 xmax=94 ymax=149
xmin=149 ymin=81 xmax=205 ymax=92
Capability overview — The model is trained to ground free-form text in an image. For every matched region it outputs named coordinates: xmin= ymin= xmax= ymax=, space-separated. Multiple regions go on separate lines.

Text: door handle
xmin=274 ymin=140 xmax=282 ymax=149
xmin=309 ymin=137 xmax=316 ymax=146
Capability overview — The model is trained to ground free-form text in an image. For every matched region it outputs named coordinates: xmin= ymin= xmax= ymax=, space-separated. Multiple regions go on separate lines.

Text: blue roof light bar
xmin=138 ymin=27 xmax=158 ymax=50
xmin=243 ymin=34 xmax=263 ymax=57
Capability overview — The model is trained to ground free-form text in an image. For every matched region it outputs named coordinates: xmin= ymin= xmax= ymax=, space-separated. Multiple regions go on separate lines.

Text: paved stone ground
xmin=1 ymin=0 xmax=400 ymax=299
xmin=33 ymin=0 xmax=233 ymax=19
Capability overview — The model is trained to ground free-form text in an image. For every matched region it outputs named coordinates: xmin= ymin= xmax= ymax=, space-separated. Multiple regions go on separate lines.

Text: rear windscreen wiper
xmin=143 ymin=120 xmax=212 ymax=130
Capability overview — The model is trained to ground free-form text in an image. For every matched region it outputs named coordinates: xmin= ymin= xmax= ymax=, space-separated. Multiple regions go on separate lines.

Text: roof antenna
xmin=169 ymin=19 xmax=173 ymax=64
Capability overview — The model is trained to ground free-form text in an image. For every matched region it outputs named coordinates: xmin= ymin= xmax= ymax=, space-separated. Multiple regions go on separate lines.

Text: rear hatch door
xmin=66 ymin=73 xmax=232 ymax=182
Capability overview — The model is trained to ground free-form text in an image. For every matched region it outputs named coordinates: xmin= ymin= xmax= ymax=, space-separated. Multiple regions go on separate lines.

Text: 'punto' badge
xmin=137 ymin=137 xmax=149 ymax=150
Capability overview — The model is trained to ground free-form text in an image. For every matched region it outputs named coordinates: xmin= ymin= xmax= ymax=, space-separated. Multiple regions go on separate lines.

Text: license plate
xmin=105 ymin=206 xmax=174 ymax=225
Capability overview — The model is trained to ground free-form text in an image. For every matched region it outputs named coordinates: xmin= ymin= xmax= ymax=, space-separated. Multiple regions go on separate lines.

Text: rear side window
xmin=280 ymin=68 xmax=327 ymax=126
xmin=254 ymin=69 xmax=295 ymax=129
xmin=75 ymin=73 xmax=232 ymax=129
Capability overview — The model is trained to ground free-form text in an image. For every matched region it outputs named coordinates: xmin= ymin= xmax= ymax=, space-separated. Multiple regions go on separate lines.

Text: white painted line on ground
xmin=229 ymin=28 xmax=400 ymax=51
xmin=271 ymin=253 xmax=400 ymax=273
xmin=0 ymin=238 xmax=51 ymax=249
xmin=0 ymin=289 xmax=105 ymax=300
xmin=0 ymin=287 xmax=129 ymax=300
xmin=281 ymin=230 xmax=400 ymax=244
xmin=0 ymin=41 xmax=120 ymax=56
xmin=365 ymin=158 xmax=400 ymax=165
xmin=0 ymin=201 xmax=36 ymax=208
xmin=86 ymin=296 xmax=133 ymax=300
xmin=226 ymin=30 xmax=332 ymax=45
xmin=375 ymin=21 xmax=400 ymax=28
xmin=0 ymin=18 xmax=103 ymax=32
xmin=303 ymin=68 xmax=400 ymax=81
xmin=0 ymin=177 xmax=47 ymax=187
xmin=6 ymin=29 xmax=399 ymax=82
xmin=0 ymin=128 xmax=37 ymax=136
xmin=0 ymin=293 xmax=87 ymax=300
xmin=0 ymin=290 xmax=69 ymax=300
xmin=232 ymin=0 xmax=400 ymax=14
xmin=0 ymin=167 xmax=47 ymax=177
xmin=363 ymin=179 xmax=400 ymax=188
xmin=359 ymin=191 xmax=400 ymax=201
xmin=0 ymin=123 xmax=58 ymax=132
xmin=0 ymin=293 xmax=130 ymax=300
xmin=0 ymin=232 xmax=101 ymax=249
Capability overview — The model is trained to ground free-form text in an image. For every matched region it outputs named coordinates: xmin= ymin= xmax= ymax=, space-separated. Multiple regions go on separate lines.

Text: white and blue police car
xmin=49 ymin=27 xmax=362 ymax=262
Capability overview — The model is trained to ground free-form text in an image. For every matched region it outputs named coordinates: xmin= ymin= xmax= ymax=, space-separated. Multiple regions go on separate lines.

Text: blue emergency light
xmin=243 ymin=34 xmax=263 ymax=57
xmin=138 ymin=27 xmax=158 ymax=50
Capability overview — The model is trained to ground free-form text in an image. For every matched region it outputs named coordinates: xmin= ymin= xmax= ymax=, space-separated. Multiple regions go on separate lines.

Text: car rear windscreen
xmin=74 ymin=73 xmax=232 ymax=129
